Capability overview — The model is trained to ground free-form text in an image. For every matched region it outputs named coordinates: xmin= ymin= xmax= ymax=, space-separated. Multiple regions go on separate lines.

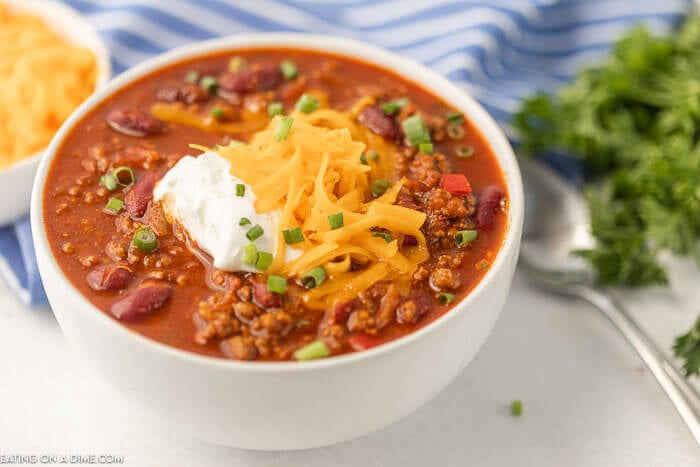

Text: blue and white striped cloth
xmin=1 ymin=0 xmax=692 ymax=307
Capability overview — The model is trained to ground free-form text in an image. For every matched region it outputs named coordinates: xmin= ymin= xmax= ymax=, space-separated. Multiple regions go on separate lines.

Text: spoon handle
xmin=571 ymin=284 xmax=700 ymax=445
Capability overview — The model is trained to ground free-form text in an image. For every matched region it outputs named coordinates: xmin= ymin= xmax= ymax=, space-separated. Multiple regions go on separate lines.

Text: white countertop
xmin=1 ymin=269 xmax=699 ymax=466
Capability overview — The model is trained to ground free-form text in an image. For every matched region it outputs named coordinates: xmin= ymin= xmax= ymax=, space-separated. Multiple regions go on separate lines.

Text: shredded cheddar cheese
xmin=213 ymin=110 xmax=429 ymax=309
xmin=0 ymin=3 xmax=97 ymax=166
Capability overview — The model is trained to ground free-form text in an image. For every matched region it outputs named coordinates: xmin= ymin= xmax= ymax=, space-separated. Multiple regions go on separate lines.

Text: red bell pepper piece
xmin=440 ymin=173 xmax=472 ymax=195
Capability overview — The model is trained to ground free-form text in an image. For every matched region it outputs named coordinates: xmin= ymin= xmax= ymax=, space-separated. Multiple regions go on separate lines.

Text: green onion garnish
xmin=294 ymin=339 xmax=331 ymax=361
xmin=132 ymin=226 xmax=157 ymax=253
xmin=268 ymin=101 xmax=284 ymax=117
xmin=456 ymin=146 xmax=475 ymax=159
xmin=447 ymin=123 xmax=465 ymax=140
xmin=100 ymin=173 xmax=118 ymax=191
xmin=246 ymin=224 xmax=264 ymax=241
xmin=185 ymin=70 xmax=200 ymax=83
xmin=455 ymin=229 xmax=478 ymax=247
xmin=381 ymin=97 xmax=410 ymax=115
xmin=228 ymin=56 xmax=246 ymax=72
xmin=243 ymin=243 xmax=258 ymax=265
xmin=367 ymin=150 xmax=379 ymax=161
xmin=446 ymin=112 xmax=464 ymax=125
xmin=280 ymin=60 xmax=298 ymax=80
xmin=235 ymin=184 xmax=245 ymax=197
xmin=302 ymin=266 xmax=326 ymax=288
xmin=255 ymin=251 xmax=273 ymax=270
xmin=274 ymin=116 xmax=294 ymax=141
xmin=295 ymin=93 xmax=320 ymax=114
xmin=419 ymin=142 xmax=434 ymax=154
xmin=210 ymin=107 xmax=225 ymax=119
xmin=402 ymin=114 xmax=431 ymax=146
xmin=239 ymin=217 xmax=251 ymax=226
xmin=267 ymin=274 xmax=287 ymax=294
xmin=327 ymin=212 xmax=344 ymax=230
xmin=282 ymin=227 xmax=304 ymax=244
xmin=112 ymin=166 xmax=136 ymax=187
xmin=200 ymin=75 xmax=218 ymax=94
xmin=103 ymin=197 xmax=124 ymax=215
xmin=510 ymin=400 xmax=523 ymax=417
xmin=360 ymin=153 xmax=368 ymax=165
xmin=371 ymin=179 xmax=391 ymax=197
xmin=437 ymin=292 xmax=456 ymax=305
xmin=371 ymin=231 xmax=392 ymax=243
xmin=297 ymin=319 xmax=310 ymax=328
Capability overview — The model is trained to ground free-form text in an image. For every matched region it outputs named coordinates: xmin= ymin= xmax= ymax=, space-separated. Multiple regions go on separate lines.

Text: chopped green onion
xmin=112 ymin=166 xmax=136 ymax=187
xmin=510 ymin=400 xmax=523 ymax=417
xmin=100 ymin=173 xmax=118 ymax=191
xmin=274 ymin=116 xmax=294 ymax=141
xmin=267 ymin=274 xmax=287 ymax=294
xmin=371 ymin=231 xmax=392 ymax=243
xmin=239 ymin=217 xmax=251 ymax=226
xmin=455 ymin=229 xmax=478 ymax=247
xmin=437 ymin=292 xmax=456 ymax=306
xmin=282 ymin=227 xmax=304 ymax=244
xmin=213 ymin=144 xmax=221 ymax=150
xmin=402 ymin=115 xmax=431 ymax=146
xmin=235 ymin=184 xmax=245 ymax=197
xmin=280 ymin=60 xmax=298 ymax=79
xmin=327 ymin=212 xmax=344 ymax=230
xmin=371 ymin=179 xmax=391 ymax=197
xmin=294 ymin=339 xmax=331 ymax=361
xmin=360 ymin=153 xmax=368 ymax=165
xmin=295 ymin=93 xmax=320 ymax=114
xmin=246 ymin=224 xmax=264 ymax=241
xmin=302 ymin=266 xmax=326 ymax=288
xmin=446 ymin=112 xmax=464 ymax=125
xmin=185 ymin=70 xmax=200 ymax=83
xmin=103 ymin=197 xmax=124 ymax=215
xmin=456 ymin=146 xmax=475 ymax=159
xmin=268 ymin=101 xmax=284 ymax=117
xmin=367 ymin=149 xmax=379 ymax=161
xmin=297 ymin=319 xmax=310 ymax=328
xmin=419 ymin=142 xmax=434 ymax=154
xmin=228 ymin=56 xmax=247 ymax=72
xmin=200 ymin=75 xmax=218 ymax=94
xmin=243 ymin=243 xmax=258 ymax=265
xmin=132 ymin=226 xmax=157 ymax=253
xmin=381 ymin=97 xmax=410 ymax=115
xmin=210 ymin=107 xmax=225 ymax=119
xmin=447 ymin=123 xmax=465 ymax=140
xmin=255 ymin=251 xmax=273 ymax=270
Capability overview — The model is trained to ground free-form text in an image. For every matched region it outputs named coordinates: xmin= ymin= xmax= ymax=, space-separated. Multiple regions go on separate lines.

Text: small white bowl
xmin=31 ymin=34 xmax=523 ymax=450
xmin=0 ymin=0 xmax=110 ymax=226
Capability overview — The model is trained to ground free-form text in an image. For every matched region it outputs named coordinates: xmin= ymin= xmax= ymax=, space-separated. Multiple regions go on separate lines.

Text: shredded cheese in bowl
xmin=213 ymin=110 xmax=429 ymax=309
xmin=0 ymin=2 xmax=97 ymax=167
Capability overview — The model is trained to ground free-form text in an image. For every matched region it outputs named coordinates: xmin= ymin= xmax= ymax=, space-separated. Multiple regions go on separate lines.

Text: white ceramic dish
xmin=1 ymin=0 xmax=110 ymax=226
xmin=31 ymin=34 xmax=524 ymax=450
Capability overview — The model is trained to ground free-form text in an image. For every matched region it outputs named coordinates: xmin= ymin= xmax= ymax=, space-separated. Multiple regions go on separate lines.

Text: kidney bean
xmin=218 ymin=66 xmax=282 ymax=94
xmin=124 ymin=172 xmax=156 ymax=219
xmin=110 ymin=281 xmax=172 ymax=322
xmin=156 ymin=83 xmax=207 ymax=104
xmin=476 ymin=185 xmax=505 ymax=231
xmin=106 ymin=109 xmax=165 ymax=137
xmin=375 ymin=284 xmax=401 ymax=329
xmin=86 ymin=263 xmax=133 ymax=291
xmin=396 ymin=295 xmax=431 ymax=324
xmin=358 ymin=105 xmax=399 ymax=141
xmin=402 ymin=235 xmax=418 ymax=246
xmin=332 ymin=300 xmax=353 ymax=325
xmin=251 ymin=280 xmax=281 ymax=309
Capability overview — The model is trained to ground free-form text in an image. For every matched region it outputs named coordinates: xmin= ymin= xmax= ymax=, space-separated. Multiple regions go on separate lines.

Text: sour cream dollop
xmin=153 ymin=151 xmax=299 ymax=272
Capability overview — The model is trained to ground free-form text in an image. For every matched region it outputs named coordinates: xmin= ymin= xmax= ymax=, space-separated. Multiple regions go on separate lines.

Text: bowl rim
xmin=31 ymin=33 xmax=524 ymax=373
xmin=2 ymin=0 xmax=112 ymax=171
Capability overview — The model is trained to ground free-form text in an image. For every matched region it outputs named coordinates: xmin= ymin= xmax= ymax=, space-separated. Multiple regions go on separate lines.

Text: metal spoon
xmin=519 ymin=159 xmax=700 ymax=444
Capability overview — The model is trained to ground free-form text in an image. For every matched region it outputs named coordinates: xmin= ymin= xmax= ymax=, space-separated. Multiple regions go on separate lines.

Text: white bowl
xmin=31 ymin=34 xmax=524 ymax=450
xmin=0 ymin=0 xmax=111 ymax=226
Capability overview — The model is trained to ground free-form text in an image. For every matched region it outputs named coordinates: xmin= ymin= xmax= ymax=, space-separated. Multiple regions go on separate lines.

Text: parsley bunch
xmin=514 ymin=15 xmax=700 ymax=376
